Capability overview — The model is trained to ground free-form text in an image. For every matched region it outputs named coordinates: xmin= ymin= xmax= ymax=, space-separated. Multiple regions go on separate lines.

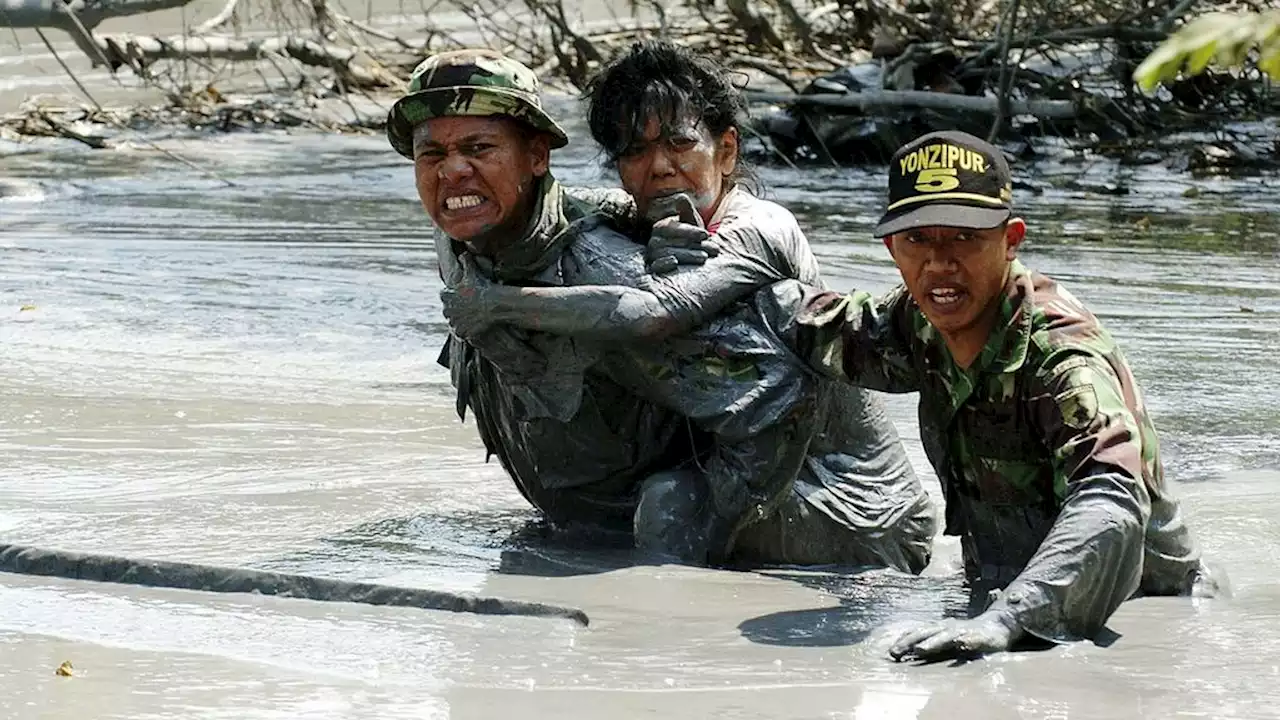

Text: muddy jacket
xmin=439 ymin=177 xmax=934 ymax=569
xmin=582 ymin=186 xmax=933 ymax=562
xmin=437 ymin=179 xmax=687 ymax=527
xmin=773 ymin=260 xmax=1204 ymax=641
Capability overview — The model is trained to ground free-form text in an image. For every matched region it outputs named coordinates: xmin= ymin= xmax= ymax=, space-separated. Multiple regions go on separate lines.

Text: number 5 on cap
xmin=914 ymin=168 xmax=960 ymax=192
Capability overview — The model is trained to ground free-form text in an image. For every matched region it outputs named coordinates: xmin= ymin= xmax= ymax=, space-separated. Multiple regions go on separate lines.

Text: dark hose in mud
xmin=0 ymin=543 xmax=590 ymax=626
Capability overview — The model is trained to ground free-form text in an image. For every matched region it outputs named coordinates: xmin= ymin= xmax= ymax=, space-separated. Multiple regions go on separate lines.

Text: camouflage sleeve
xmin=771 ymin=282 xmax=922 ymax=393
xmin=982 ymin=351 xmax=1152 ymax=644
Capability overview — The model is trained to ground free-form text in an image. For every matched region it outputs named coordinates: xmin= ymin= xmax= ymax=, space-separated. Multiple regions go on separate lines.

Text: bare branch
xmin=192 ymin=0 xmax=239 ymax=34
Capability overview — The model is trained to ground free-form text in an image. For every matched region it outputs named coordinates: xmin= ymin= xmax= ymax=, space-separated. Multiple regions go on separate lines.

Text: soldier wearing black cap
xmin=769 ymin=130 xmax=1224 ymax=662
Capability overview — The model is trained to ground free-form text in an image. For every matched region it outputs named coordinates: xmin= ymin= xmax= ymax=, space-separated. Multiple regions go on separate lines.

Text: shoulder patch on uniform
xmin=1057 ymin=383 xmax=1099 ymax=430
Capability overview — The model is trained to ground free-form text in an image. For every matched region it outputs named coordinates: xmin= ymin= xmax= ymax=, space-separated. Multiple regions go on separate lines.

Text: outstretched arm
xmin=986 ymin=353 xmax=1152 ymax=639
xmin=441 ymin=231 xmax=787 ymax=343
xmin=769 ymin=280 xmax=923 ymax=394
xmin=889 ymin=352 xmax=1152 ymax=662
xmin=441 ymin=192 xmax=819 ymax=344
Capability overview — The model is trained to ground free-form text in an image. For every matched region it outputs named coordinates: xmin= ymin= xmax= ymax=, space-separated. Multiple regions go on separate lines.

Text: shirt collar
xmin=974 ymin=259 xmax=1033 ymax=375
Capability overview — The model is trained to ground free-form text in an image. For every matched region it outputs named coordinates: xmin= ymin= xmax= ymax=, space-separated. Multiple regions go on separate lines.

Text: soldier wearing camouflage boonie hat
xmin=387 ymin=49 xmax=569 ymax=160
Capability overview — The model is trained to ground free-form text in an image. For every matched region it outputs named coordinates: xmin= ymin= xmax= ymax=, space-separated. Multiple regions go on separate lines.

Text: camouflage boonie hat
xmin=386 ymin=49 xmax=569 ymax=160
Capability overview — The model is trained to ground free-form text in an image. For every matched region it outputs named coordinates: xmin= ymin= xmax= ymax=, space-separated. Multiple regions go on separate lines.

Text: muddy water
xmin=0 ymin=99 xmax=1278 ymax=719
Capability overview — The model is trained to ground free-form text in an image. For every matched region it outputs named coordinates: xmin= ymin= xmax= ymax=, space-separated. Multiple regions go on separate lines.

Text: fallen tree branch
xmin=1 ymin=0 xmax=202 ymax=30
xmin=90 ymin=33 xmax=404 ymax=89
xmin=727 ymin=54 xmax=802 ymax=92
xmin=37 ymin=110 xmax=107 ymax=148
xmin=988 ymin=0 xmax=1023 ymax=141
xmin=745 ymin=89 xmax=1078 ymax=118
xmin=330 ymin=10 xmax=428 ymax=49
xmin=725 ymin=0 xmax=785 ymax=51
xmin=0 ymin=542 xmax=590 ymax=625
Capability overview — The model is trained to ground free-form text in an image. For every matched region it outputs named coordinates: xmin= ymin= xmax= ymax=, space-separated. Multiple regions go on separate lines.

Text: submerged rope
xmin=0 ymin=542 xmax=589 ymax=626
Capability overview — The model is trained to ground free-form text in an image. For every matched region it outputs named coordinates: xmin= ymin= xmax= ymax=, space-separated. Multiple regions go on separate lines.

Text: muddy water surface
xmin=0 ymin=100 xmax=1278 ymax=719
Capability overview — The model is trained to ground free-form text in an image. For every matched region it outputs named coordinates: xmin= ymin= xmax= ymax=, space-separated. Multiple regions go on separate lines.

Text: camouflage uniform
xmin=771 ymin=259 xmax=1210 ymax=641
xmin=393 ymin=50 xmax=676 ymax=526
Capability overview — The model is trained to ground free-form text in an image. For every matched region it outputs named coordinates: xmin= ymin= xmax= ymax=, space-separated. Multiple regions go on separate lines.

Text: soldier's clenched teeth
xmin=928 ymin=287 xmax=964 ymax=306
xmin=445 ymin=195 xmax=485 ymax=210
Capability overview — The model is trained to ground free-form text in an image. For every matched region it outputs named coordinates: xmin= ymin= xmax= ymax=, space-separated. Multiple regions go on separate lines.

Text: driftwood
xmin=0 ymin=0 xmax=200 ymax=30
xmin=191 ymin=0 xmax=240 ymax=34
xmin=746 ymin=89 xmax=1079 ymax=118
xmin=91 ymin=34 xmax=404 ymax=89
xmin=2 ymin=0 xmax=1278 ymax=167
xmin=0 ymin=542 xmax=591 ymax=625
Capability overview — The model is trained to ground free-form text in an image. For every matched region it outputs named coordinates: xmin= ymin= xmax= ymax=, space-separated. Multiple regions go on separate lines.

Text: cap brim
xmin=386 ymin=87 xmax=569 ymax=160
xmin=873 ymin=204 xmax=1011 ymax=238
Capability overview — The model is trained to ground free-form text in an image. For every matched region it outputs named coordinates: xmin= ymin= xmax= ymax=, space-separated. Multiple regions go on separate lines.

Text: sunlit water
xmin=0 ymin=97 xmax=1277 ymax=719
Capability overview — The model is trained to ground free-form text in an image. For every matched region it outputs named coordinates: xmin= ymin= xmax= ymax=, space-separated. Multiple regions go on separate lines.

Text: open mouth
xmin=444 ymin=194 xmax=486 ymax=211
xmin=927 ymin=286 xmax=967 ymax=309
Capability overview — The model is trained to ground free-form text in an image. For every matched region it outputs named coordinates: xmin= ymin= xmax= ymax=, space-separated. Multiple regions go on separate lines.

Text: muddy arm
xmin=445 ymin=245 xmax=788 ymax=342
xmin=983 ymin=353 xmax=1152 ymax=644
xmin=487 ymin=250 xmax=782 ymax=340
xmin=767 ymin=281 xmax=923 ymax=393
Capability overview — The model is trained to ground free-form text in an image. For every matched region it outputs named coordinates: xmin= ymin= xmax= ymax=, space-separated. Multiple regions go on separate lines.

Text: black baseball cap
xmin=873 ymin=130 xmax=1014 ymax=238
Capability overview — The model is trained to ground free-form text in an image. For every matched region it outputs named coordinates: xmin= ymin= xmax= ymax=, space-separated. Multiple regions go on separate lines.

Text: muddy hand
xmin=645 ymin=192 xmax=718 ymax=275
xmin=888 ymin=613 xmax=1016 ymax=663
xmin=440 ymin=254 xmax=497 ymax=340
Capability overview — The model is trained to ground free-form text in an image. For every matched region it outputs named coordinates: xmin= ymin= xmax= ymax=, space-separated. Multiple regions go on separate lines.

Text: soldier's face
xmin=885 ymin=219 xmax=1026 ymax=341
xmin=413 ymin=116 xmax=550 ymax=253
xmin=615 ymin=115 xmax=738 ymax=225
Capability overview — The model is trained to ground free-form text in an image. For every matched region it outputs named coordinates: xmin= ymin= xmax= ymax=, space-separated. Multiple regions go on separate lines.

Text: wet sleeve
xmin=485 ymin=237 xmax=791 ymax=343
xmin=614 ymin=206 xmax=828 ymax=335
xmin=776 ymin=282 xmax=922 ymax=393
xmin=982 ymin=352 xmax=1152 ymax=643
xmin=715 ymin=202 xmax=823 ymax=286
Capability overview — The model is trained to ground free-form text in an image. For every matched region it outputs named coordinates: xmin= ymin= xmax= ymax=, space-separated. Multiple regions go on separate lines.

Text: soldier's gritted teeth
xmin=412 ymin=116 xmax=548 ymax=251
xmin=616 ymin=115 xmax=736 ymax=226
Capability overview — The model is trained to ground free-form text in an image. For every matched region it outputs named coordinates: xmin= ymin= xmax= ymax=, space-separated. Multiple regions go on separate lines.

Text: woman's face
xmin=615 ymin=114 xmax=738 ymax=224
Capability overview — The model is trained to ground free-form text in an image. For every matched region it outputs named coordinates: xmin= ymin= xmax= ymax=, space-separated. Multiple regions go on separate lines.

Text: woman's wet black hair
xmin=584 ymin=39 xmax=756 ymax=188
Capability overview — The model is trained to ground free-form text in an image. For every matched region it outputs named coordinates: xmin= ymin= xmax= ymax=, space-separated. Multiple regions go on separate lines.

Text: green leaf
xmin=1134 ymin=10 xmax=1280 ymax=91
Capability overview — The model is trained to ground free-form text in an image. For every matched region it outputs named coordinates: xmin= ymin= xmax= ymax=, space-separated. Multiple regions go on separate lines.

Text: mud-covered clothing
xmin=577 ymin=185 xmax=933 ymax=565
xmin=439 ymin=176 xmax=934 ymax=569
xmin=438 ymin=181 xmax=685 ymax=527
xmin=775 ymin=259 xmax=1206 ymax=641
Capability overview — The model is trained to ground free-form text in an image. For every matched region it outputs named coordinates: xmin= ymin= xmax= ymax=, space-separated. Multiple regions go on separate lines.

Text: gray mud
xmin=0 ymin=39 xmax=1278 ymax=720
